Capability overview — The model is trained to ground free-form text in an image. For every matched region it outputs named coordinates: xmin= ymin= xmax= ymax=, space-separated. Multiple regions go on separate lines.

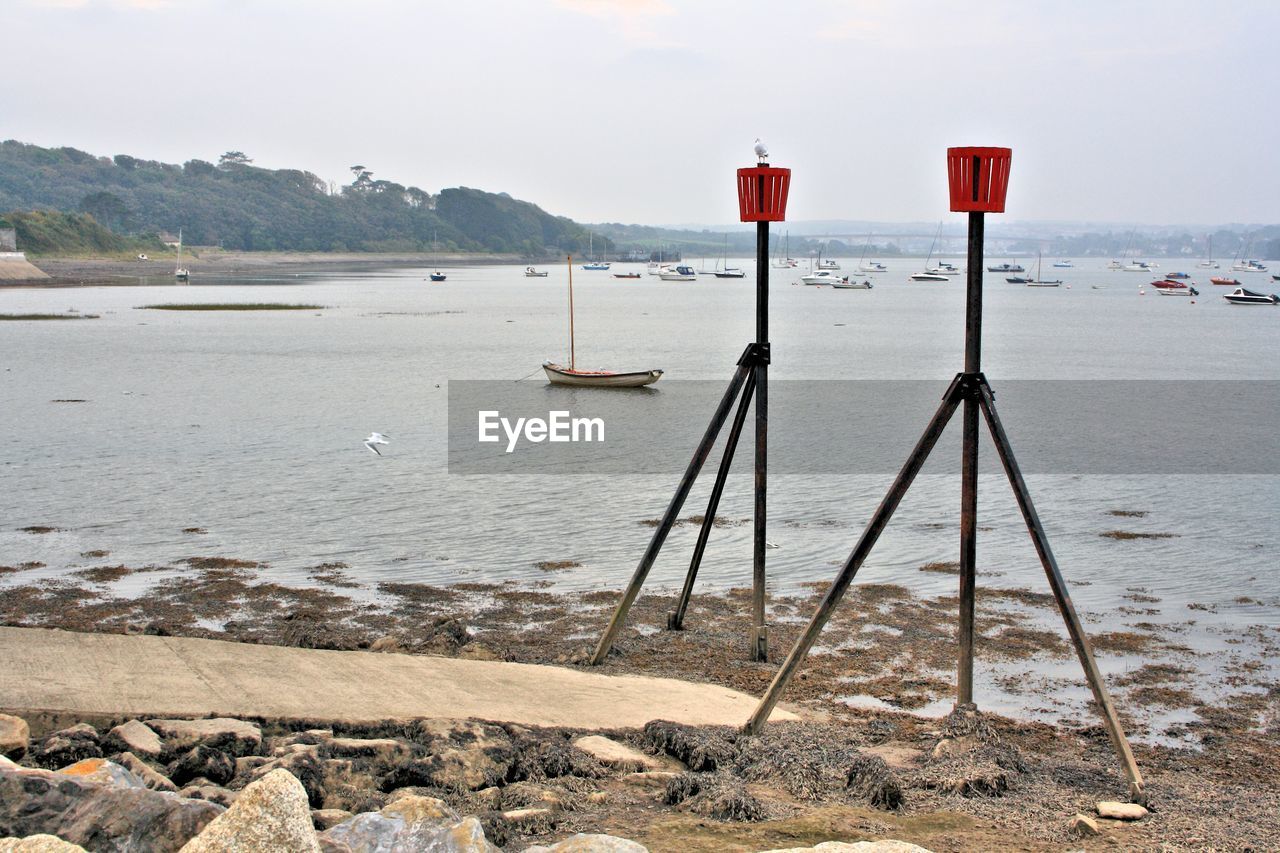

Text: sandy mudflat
xmin=8 ymin=251 xmax=530 ymax=286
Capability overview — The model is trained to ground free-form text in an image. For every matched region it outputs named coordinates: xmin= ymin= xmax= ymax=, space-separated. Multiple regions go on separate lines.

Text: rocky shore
xmin=0 ymin=707 xmax=1166 ymax=852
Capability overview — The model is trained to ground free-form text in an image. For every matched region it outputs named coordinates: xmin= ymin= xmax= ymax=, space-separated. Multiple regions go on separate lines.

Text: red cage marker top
xmin=737 ymin=165 xmax=791 ymax=222
xmin=947 ymin=147 xmax=1011 ymax=213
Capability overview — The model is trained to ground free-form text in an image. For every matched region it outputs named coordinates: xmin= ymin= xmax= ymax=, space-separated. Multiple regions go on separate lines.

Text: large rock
xmin=113 ymin=752 xmax=177 ymax=792
xmin=179 ymin=768 xmax=319 ymax=852
xmin=320 ymin=794 xmax=498 ymax=852
xmin=169 ymin=746 xmax=235 ymax=787
xmin=147 ymin=719 xmax=262 ymax=758
xmin=523 ymin=836 xmax=648 ymax=853
xmin=380 ymin=721 xmax=513 ymax=793
xmin=1070 ymin=813 xmax=1100 ymax=837
xmin=56 ymin=759 xmax=145 ymax=789
xmin=1096 ymin=801 xmax=1149 ymax=821
xmin=248 ymin=749 xmax=326 ymax=808
xmin=571 ymin=736 xmax=675 ymax=772
xmin=31 ymin=725 xmax=101 ymax=770
xmin=0 ymin=715 xmax=30 ymax=760
xmin=0 ymin=836 xmax=89 ymax=852
xmin=0 ymin=761 xmax=222 ymax=850
xmin=326 ymin=738 xmax=409 ymax=763
xmin=104 ymin=721 xmax=163 ymax=760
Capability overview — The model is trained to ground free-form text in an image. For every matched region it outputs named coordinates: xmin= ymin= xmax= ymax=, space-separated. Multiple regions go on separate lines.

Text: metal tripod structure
xmin=742 ymin=204 xmax=1145 ymax=802
xmin=591 ymin=214 xmax=774 ymax=665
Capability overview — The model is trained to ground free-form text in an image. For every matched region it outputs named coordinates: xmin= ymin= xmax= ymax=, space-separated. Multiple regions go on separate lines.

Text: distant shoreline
xmin=3 ymin=251 xmax=559 ymax=288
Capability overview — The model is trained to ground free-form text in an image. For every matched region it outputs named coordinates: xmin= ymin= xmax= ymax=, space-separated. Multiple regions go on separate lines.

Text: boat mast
xmin=567 ymin=254 xmax=576 ymax=370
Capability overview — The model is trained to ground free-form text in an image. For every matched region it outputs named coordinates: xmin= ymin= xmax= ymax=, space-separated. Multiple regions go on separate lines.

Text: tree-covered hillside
xmin=0 ymin=141 xmax=596 ymax=255
xmin=0 ymin=210 xmax=162 ymax=256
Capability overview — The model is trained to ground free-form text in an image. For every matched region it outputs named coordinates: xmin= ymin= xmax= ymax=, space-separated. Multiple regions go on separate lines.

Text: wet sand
xmin=7 ymin=251 xmax=530 ymax=287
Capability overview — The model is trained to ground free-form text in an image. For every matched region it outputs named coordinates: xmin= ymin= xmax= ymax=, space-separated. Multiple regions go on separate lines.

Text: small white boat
xmin=801 ymin=270 xmax=843 ymax=285
xmin=912 ymin=222 xmax=947 ymax=281
xmin=174 ymin=228 xmax=189 ymax=282
xmin=543 ymin=362 xmax=663 ymax=386
xmin=524 ymin=266 xmax=548 ymax=277
xmin=1223 ymin=287 xmax=1278 ymax=305
xmin=714 ymin=268 xmax=746 ymax=278
xmin=1107 ymin=260 xmax=1124 ymax=270
xmin=930 ymin=261 xmax=960 ymax=275
xmin=1123 ymin=261 xmax=1154 ymax=272
xmin=817 ymin=258 xmax=840 ymax=270
xmin=858 ymin=262 xmax=888 ymax=274
xmin=582 ymin=261 xmax=611 ymax=271
xmin=831 ymin=278 xmax=873 ymax=289
xmin=988 ymin=263 xmax=1025 ymax=273
xmin=1052 ymin=260 xmax=1073 ymax=268
xmin=659 ymin=265 xmax=697 ymax=281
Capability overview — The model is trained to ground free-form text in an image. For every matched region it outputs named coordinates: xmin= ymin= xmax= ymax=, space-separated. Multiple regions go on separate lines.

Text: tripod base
xmin=743 ymin=372 xmax=1145 ymax=802
xmin=592 ymin=343 xmax=770 ymax=666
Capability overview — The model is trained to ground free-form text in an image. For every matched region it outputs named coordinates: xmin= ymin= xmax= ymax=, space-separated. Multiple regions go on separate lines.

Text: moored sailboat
xmin=543 ymin=255 xmax=663 ymax=387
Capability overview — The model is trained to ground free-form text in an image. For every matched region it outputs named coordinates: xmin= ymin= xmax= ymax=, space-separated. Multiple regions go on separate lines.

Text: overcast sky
xmin=3 ymin=0 xmax=1277 ymax=227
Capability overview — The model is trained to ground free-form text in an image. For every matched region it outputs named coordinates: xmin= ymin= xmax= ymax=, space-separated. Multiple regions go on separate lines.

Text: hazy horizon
xmin=4 ymin=0 xmax=1277 ymax=229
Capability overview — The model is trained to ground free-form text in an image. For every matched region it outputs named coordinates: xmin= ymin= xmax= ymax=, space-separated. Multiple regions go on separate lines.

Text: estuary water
xmin=1 ymin=258 xmax=1277 ymax=730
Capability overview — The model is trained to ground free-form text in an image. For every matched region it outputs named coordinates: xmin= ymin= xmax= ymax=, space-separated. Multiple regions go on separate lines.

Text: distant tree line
xmin=0 ymin=209 xmax=161 ymax=256
xmin=0 ymin=140 xmax=602 ymax=256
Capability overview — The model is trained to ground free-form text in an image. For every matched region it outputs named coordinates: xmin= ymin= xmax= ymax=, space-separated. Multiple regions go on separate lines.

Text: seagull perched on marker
xmin=754 ymin=138 xmax=768 ymax=162
xmin=363 ymin=432 xmax=391 ymax=455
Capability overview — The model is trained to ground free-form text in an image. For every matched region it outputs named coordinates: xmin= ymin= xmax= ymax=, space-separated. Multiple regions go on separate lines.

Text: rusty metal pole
xmin=591 ymin=358 xmax=753 ymax=665
xmin=752 ymin=215 xmax=770 ymax=662
xmin=957 ymin=210 xmax=983 ymax=705
xmin=670 ymin=372 xmax=757 ymax=631
xmin=976 ymin=382 xmax=1145 ymax=800
xmin=744 ymin=379 xmax=965 ymax=733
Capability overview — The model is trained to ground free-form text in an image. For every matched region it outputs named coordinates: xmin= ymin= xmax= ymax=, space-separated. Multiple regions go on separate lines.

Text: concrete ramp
xmin=0 ymin=252 xmax=49 ymax=281
xmin=0 ymin=627 xmax=795 ymax=729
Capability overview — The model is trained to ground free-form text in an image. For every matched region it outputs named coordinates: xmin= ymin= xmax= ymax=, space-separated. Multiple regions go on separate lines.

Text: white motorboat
xmin=1233 ymin=259 xmax=1268 ymax=273
xmin=910 ymin=272 xmax=949 ymax=282
xmin=1052 ymin=260 xmax=1073 ymax=268
xmin=831 ymin=278 xmax=873 ymax=289
xmin=801 ymin=270 xmax=843 ymax=285
xmin=1223 ymin=287 xmax=1278 ymax=305
xmin=659 ymin=265 xmax=697 ymax=281
xmin=817 ymin=258 xmax=840 ymax=270
xmin=1107 ymin=260 xmax=1124 ymax=270
xmin=858 ymin=261 xmax=889 ymax=273
xmin=524 ymin=266 xmax=548 ymax=277
xmin=1123 ymin=261 xmax=1154 ymax=272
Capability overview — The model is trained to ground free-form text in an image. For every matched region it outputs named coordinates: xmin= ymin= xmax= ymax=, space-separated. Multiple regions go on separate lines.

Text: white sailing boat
xmin=1197 ymin=235 xmax=1219 ymax=269
xmin=856 ymin=233 xmax=888 ymax=273
xmin=543 ymin=255 xmax=662 ymax=387
xmin=1026 ymin=251 xmax=1062 ymax=287
xmin=713 ymin=233 xmax=745 ymax=278
xmin=910 ymin=223 xmax=948 ymax=281
xmin=174 ymin=228 xmax=189 ymax=282
xmin=581 ymin=233 xmax=610 ymax=271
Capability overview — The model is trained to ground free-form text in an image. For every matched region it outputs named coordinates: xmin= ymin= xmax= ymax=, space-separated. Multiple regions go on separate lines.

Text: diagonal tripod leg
xmin=669 ymin=372 xmax=757 ymax=631
xmin=743 ymin=378 xmax=965 ymax=733
xmin=590 ymin=357 xmax=754 ymax=665
xmin=976 ymin=382 xmax=1145 ymax=800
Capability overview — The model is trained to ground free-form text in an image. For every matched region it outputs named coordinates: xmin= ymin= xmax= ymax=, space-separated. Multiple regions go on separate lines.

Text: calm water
xmin=2 ymin=257 xmax=1277 ymax=731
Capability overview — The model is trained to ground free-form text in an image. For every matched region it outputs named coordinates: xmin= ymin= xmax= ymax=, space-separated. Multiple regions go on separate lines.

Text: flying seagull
xmin=363 ymin=432 xmax=391 ymax=455
xmin=754 ymin=138 xmax=768 ymax=162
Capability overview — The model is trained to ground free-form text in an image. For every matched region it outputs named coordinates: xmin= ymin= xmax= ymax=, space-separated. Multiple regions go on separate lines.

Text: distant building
xmin=0 ymin=227 xmax=50 ymax=281
xmin=0 ymin=228 xmax=15 ymax=253
xmin=158 ymin=232 xmax=180 ymax=247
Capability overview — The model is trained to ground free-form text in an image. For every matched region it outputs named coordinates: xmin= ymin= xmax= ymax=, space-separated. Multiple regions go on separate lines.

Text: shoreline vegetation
xmin=139 ymin=303 xmax=326 ymax=311
xmin=1 ymin=549 xmax=1277 ymax=849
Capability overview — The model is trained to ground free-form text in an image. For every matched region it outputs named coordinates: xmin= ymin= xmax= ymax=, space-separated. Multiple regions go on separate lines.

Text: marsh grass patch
xmin=139 ymin=303 xmax=325 ymax=311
